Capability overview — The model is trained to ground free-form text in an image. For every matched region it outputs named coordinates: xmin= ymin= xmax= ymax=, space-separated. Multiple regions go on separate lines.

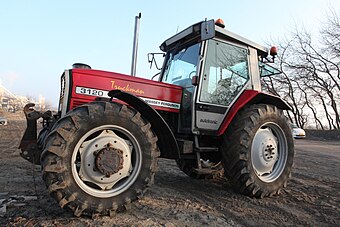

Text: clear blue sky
xmin=1 ymin=0 xmax=339 ymax=107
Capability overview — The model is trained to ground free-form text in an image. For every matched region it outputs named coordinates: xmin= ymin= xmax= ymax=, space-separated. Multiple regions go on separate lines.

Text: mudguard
xmin=217 ymin=91 xmax=291 ymax=136
xmin=251 ymin=92 xmax=291 ymax=110
xmin=108 ymin=89 xmax=179 ymax=159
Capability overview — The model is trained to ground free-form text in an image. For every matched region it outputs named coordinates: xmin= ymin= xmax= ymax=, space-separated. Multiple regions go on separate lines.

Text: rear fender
xmin=217 ymin=91 xmax=291 ymax=136
xmin=108 ymin=90 xmax=179 ymax=159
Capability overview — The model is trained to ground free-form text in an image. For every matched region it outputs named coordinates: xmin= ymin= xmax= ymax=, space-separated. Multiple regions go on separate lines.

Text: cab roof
xmin=160 ymin=19 xmax=269 ymax=58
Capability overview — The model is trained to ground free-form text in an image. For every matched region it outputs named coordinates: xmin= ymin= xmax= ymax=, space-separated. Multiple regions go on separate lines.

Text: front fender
xmin=217 ymin=90 xmax=291 ymax=136
xmin=108 ymin=90 xmax=179 ymax=159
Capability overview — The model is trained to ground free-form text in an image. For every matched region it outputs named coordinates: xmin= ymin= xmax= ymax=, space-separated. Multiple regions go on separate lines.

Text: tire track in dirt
xmin=0 ymin=120 xmax=339 ymax=226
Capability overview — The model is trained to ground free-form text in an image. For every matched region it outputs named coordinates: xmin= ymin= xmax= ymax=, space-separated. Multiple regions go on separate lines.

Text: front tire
xmin=41 ymin=101 xmax=159 ymax=216
xmin=221 ymin=104 xmax=294 ymax=198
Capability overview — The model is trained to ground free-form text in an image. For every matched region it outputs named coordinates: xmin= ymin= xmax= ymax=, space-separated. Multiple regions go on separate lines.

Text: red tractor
xmin=19 ymin=19 xmax=294 ymax=217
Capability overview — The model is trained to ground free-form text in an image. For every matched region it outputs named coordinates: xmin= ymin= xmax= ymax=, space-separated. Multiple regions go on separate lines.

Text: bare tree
xmin=262 ymin=42 xmax=307 ymax=128
xmin=263 ymin=9 xmax=340 ymax=130
xmin=291 ymin=27 xmax=339 ymax=129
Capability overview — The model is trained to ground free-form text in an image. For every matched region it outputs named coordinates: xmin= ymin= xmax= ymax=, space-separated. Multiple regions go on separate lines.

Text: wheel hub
xmin=251 ymin=127 xmax=278 ymax=177
xmin=75 ymin=130 xmax=133 ymax=191
xmin=251 ymin=123 xmax=288 ymax=183
xmin=262 ymin=141 xmax=277 ymax=162
xmin=95 ymin=146 xmax=124 ymax=177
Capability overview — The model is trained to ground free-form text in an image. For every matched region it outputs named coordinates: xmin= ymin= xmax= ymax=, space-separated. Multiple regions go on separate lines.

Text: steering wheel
xmin=188 ymin=71 xmax=196 ymax=79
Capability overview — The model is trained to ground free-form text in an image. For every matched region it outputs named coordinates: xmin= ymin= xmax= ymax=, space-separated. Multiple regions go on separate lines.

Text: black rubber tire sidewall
xmin=221 ymin=104 xmax=294 ymax=197
xmin=41 ymin=101 xmax=159 ymax=216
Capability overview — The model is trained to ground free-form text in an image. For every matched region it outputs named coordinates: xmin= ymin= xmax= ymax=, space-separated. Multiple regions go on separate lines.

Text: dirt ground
xmin=0 ymin=115 xmax=339 ymax=226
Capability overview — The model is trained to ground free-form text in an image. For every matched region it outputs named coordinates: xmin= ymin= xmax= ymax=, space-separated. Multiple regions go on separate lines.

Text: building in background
xmin=0 ymin=82 xmax=45 ymax=112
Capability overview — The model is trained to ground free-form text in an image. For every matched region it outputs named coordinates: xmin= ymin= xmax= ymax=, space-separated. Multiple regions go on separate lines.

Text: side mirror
xmin=147 ymin=53 xmax=165 ymax=70
xmin=191 ymin=75 xmax=199 ymax=86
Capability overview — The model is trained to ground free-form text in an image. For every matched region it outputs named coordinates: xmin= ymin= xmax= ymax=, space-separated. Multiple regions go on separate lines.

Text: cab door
xmin=160 ymin=43 xmax=201 ymax=133
xmin=195 ymin=39 xmax=251 ymax=133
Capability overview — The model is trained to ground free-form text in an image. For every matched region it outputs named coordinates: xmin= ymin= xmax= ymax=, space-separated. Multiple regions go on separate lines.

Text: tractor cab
xmin=159 ymin=19 xmax=279 ymax=135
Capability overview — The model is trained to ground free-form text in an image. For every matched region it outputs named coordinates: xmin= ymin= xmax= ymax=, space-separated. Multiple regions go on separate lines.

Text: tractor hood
xmin=59 ymin=68 xmax=183 ymax=116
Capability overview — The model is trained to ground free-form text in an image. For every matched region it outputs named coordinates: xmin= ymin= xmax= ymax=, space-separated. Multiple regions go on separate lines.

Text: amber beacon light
xmin=215 ymin=18 xmax=225 ymax=28
xmin=270 ymin=46 xmax=278 ymax=56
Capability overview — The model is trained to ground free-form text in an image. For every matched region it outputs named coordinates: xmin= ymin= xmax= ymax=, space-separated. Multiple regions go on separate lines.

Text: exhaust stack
xmin=131 ymin=13 xmax=141 ymax=76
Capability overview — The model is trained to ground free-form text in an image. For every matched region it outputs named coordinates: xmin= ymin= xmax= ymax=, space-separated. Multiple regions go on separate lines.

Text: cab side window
xmin=200 ymin=40 xmax=249 ymax=106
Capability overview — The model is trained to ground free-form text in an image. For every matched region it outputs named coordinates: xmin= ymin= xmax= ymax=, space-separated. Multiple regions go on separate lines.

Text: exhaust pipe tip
xmin=72 ymin=63 xmax=92 ymax=69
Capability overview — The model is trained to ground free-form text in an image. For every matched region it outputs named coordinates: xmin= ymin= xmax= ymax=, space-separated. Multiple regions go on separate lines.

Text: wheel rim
xmin=251 ymin=122 xmax=288 ymax=183
xmin=71 ymin=125 xmax=142 ymax=198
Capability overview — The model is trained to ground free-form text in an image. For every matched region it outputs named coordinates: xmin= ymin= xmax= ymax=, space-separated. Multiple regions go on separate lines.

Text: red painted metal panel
xmin=69 ymin=69 xmax=183 ymax=112
xmin=217 ymin=90 xmax=259 ymax=136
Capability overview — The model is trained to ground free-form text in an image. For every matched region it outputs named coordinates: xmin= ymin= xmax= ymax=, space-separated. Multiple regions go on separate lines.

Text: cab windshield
xmin=161 ymin=43 xmax=200 ymax=87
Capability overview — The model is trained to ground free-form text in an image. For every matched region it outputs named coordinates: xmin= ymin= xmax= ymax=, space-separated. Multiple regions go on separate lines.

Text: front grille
xmin=58 ymin=74 xmax=66 ymax=111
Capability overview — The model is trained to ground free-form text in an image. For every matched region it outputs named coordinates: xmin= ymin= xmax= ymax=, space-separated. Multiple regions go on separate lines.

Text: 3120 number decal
xmin=75 ymin=86 xmax=109 ymax=98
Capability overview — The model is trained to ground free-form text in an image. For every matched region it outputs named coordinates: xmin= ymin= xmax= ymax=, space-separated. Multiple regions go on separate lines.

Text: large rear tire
xmin=221 ymin=104 xmax=294 ymax=198
xmin=41 ymin=101 xmax=159 ymax=217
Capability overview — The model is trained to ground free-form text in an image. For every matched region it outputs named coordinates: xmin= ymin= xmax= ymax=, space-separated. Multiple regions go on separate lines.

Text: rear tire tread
xmin=221 ymin=104 xmax=294 ymax=198
xmin=41 ymin=101 xmax=159 ymax=217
